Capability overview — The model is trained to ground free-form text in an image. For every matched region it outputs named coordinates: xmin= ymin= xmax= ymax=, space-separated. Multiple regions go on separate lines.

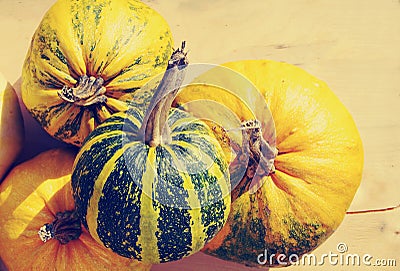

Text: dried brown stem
xmin=139 ymin=42 xmax=188 ymax=146
xmin=58 ymin=75 xmax=107 ymax=106
xmin=38 ymin=210 xmax=82 ymax=244
xmin=230 ymin=120 xmax=278 ymax=202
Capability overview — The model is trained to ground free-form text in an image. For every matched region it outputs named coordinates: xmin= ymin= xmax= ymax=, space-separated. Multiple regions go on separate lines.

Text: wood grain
xmin=0 ymin=1 xmax=399 ymax=270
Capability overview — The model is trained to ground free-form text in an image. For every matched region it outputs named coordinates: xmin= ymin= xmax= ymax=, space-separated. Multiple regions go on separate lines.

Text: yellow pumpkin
xmin=0 ymin=73 xmax=24 ymax=182
xmin=174 ymin=60 xmax=364 ymax=267
xmin=0 ymin=148 xmax=151 ymax=271
xmin=22 ymin=0 xmax=173 ymax=146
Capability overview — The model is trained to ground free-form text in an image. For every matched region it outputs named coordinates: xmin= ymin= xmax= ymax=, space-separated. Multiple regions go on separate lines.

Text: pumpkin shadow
xmin=12 ymin=78 xmax=75 ymax=164
xmin=0 ymin=80 xmax=23 ymax=182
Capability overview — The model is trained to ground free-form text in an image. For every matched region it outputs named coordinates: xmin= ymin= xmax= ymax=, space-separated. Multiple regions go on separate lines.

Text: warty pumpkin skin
xmin=0 ymin=73 xmax=24 ymax=182
xmin=71 ymin=46 xmax=231 ymax=264
xmin=0 ymin=148 xmax=151 ymax=271
xmin=174 ymin=60 xmax=364 ymax=267
xmin=22 ymin=0 xmax=173 ymax=146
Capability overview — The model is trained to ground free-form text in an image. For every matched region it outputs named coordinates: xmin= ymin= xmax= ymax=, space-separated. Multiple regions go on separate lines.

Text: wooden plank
xmin=0 ymin=1 xmax=399 ymax=270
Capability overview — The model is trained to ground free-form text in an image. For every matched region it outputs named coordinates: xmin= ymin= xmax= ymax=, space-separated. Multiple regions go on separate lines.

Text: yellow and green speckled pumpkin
xmin=174 ymin=60 xmax=364 ymax=267
xmin=71 ymin=46 xmax=231 ymax=264
xmin=22 ymin=0 xmax=173 ymax=146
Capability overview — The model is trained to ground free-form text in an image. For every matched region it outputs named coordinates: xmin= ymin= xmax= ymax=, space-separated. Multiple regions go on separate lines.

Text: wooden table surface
xmin=1 ymin=1 xmax=399 ymax=270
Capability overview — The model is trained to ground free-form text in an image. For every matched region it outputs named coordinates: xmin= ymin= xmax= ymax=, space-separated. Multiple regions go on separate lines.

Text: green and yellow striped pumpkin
xmin=71 ymin=109 xmax=230 ymax=263
xmin=71 ymin=47 xmax=231 ymax=263
xmin=22 ymin=0 xmax=173 ymax=146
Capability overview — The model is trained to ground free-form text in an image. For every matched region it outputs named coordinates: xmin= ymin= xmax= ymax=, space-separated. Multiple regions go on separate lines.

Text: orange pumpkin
xmin=0 ymin=148 xmax=151 ymax=271
xmin=174 ymin=60 xmax=364 ymax=267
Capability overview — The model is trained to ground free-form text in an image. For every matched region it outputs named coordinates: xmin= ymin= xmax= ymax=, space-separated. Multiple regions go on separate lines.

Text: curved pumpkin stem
xmin=38 ymin=210 xmax=82 ymax=244
xmin=139 ymin=41 xmax=189 ymax=147
xmin=230 ymin=119 xmax=278 ymax=202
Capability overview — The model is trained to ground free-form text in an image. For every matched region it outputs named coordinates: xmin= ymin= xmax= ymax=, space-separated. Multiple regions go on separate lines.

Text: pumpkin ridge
xmin=172 ymin=131 xmax=228 ymax=176
xmin=123 ymin=110 xmax=144 ymax=132
xmin=53 ymin=107 xmax=87 ymax=142
xmin=29 ymin=102 xmax=72 ymax=129
xmin=81 ymin=111 xmax=141 ymax=146
xmin=97 ymin=143 xmax=148 ymax=260
xmin=86 ymin=142 xmax=134 ymax=243
xmin=72 ymin=133 xmax=125 ymax=228
xmin=270 ymin=172 xmax=303 ymax=197
xmin=164 ymin=143 xmax=227 ymax=202
xmin=272 ymin=164 xmax=312 ymax=186
xmin=104 ymin=96 xmax=130 ymax=112
xmin=32 ymin=20 xmax=75 ymax=80
xmin=153 ymin=146 xmax=196 ymax=262
xmin=81 ymin=128 xmax=124 ymax=149
xmin=165 ymin=138 xmax=230 ymax=246
xmin=136 ymin=147 xmax=158 ymax=262
xmin=170 ymin=119 xmax=212 ymax=135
